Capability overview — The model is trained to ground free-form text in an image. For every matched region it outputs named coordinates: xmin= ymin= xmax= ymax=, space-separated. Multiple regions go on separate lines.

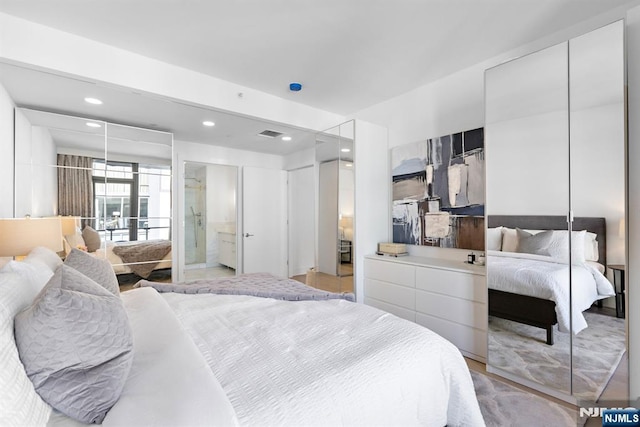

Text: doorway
xmin=184 ymin=161 xmax=238 ymax=281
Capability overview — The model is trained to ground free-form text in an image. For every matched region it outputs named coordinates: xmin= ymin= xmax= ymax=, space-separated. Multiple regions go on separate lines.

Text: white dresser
xmin=364 ymin=255 xmax=487 ymax=362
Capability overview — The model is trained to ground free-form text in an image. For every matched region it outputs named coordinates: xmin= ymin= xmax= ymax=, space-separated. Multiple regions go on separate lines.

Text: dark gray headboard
xmin=487 ymin=215 xmax=606 ymax=265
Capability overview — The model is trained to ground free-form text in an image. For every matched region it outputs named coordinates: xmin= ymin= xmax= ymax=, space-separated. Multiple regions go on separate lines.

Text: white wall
xmin=0 ymin=83 xmax=14 ymax=218
xmin=626 ymin=3 xmax=640 ymax=406
xmin=14 ymin=115 xmax=57 ymax=218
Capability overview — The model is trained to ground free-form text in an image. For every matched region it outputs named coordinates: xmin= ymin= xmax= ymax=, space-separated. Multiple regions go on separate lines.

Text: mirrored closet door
xmin=14 ymin=108 xmax=174 ymax=280
xmin=315 ymin=120 xmax=355 ymax=294
xmin=485 ymin=21 xmax=626 ymax=404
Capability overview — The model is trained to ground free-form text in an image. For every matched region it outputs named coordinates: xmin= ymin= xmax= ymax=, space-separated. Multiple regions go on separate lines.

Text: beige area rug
xmin=488 ymin=312 xmax=625 ymax=401
xmin=471 ymin=371 xmax=580 ymax=427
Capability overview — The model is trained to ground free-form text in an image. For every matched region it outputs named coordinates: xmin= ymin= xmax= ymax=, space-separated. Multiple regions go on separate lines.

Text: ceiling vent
xmin=258 ymin=130 xmax=283 ymax=138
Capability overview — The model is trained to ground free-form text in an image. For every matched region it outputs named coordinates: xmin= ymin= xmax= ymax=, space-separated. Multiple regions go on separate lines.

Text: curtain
xmin=57 ymin=155 xmax=93 ymax=229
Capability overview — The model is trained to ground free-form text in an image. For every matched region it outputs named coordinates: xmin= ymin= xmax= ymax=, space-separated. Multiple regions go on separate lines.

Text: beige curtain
xmin=57 ymin=155 xmax=93 ymax=228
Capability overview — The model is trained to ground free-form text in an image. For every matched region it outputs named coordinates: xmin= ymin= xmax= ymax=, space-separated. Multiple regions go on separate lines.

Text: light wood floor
xmin=291 ymin=262 xmax=354 ymax=294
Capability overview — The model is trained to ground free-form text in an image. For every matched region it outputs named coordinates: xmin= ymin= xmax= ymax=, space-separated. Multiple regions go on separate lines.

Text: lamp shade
xmin=0 ymin=217 xmax=63 ymax=257
xmin=59 ymin=216 xmax=81 ymax=236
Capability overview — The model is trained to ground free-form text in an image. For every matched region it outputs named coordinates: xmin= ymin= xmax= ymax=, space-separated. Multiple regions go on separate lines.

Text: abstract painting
xmin=391 ymin=128 xmax=485 ymax=250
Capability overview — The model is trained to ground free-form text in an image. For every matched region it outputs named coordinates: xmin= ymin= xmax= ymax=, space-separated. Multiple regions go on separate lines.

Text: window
xmin=93 ymin=160 xmax=170 ymax=241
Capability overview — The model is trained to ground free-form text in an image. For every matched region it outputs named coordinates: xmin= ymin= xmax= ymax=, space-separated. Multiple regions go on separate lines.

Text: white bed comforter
xmin=47 ymin=288 xmax=484 ymax=427
xmin=161 ymin=292 xmax=485 ymax=427
xmin=487 ymin=250 xmax=615 ymax=334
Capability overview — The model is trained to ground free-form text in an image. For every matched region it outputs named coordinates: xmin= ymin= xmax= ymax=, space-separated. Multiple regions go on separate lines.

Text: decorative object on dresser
xmin=376 ymin=242 xmax=407 ymax=257
xmin=364 ymin=254 xmax=487 ymax=362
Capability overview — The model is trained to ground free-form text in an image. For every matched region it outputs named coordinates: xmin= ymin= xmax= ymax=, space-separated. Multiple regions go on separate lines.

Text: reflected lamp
xmin=0 ymin=217 xmax=63 ymax=257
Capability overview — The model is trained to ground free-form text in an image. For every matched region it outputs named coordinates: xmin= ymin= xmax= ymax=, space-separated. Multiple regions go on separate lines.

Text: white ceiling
xmin=0 ymin=62 xmax=321 ymax=156
xmin=0 ymin=1 xmax=637 ymax=156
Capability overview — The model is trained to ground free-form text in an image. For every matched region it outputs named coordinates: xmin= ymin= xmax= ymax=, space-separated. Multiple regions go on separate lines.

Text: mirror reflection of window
xmin=92 ymin=159 xmax=171 ymax=242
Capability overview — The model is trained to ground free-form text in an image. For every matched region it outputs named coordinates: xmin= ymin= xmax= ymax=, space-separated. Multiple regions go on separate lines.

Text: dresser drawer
xmin=415 ymin=290 xmax=486 ymax=330
xmin=415 ymin=266 xmax=486 ymax=303
xmin=364 ymin=297 xmax=416 ymax=323
xmin=415 ymin=312 xmax=487 ymax=359
xmin=364 ymin=258 xmax=415 ymax=288
xmin=364 ymin=278 xmax=415 ymax=310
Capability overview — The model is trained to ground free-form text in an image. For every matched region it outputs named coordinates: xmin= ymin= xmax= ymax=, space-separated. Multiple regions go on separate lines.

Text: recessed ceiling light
xmin=86 ymin=122 xmax=101 ymax=128
xmin=345 ymin=163 xmax=353 ymax=167
xmin=341 ymin=148 xmax=351 ymax=153
xmin=84 ymin=97 xmax=102 ymax=105
xmin=282 ymin=136 xmax=292 ymax=141
xmin=203 ymin=121 xmax=215 ymax=127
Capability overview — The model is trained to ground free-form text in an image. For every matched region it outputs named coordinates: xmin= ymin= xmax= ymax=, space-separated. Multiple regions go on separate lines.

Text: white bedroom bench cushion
xmin=14 ymin=265 xmax=133 ymax=424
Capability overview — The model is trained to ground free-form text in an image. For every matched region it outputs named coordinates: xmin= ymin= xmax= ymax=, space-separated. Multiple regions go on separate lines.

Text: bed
xmin=97 ymin=240 xmax=172 ymax=279
xmin=486 ymin=215 xmax=615 ymax=345
xmin=0 ymin=247 xmax=485 ymax=427
xmin=65 ymin=228 xmax=172 ymax=279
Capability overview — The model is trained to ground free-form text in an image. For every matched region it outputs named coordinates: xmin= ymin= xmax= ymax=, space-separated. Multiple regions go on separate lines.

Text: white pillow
xmin=0 ymin=271 xmax=52 ymax=426
xmin=547 ymin=230 xmax=586 ymax=264
xmin=502 ymin=227 xmax=596 ymax=262
xmin=486 ymin=227 xmax=503 ymax=251
xmin=64 ymin=233 xmax=86 ymax=256
xmin=501 ymin=228 xmax=518 ymax=252
xmin=23 ymin=246 xmax=63 ymax=273
xmin=584 ymin=232 xmax=599 ymax=262
xmin=0 ymin=260 xmax=54 ymax=292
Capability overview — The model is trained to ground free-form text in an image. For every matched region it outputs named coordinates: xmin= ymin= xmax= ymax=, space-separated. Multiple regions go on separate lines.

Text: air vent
xmin=258 ymin=130 xmax=283 ymax=138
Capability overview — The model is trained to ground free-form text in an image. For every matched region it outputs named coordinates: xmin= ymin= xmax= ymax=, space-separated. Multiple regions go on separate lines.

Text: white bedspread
xmin=487 ymin=250 xmax=615 ymax=334
xmin=161 ymin=292 xmax=485 ymax=427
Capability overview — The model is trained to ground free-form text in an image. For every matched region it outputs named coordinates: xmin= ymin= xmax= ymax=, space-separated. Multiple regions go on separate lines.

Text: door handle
xmin=244 ymin=233 xmax=254 ymax=237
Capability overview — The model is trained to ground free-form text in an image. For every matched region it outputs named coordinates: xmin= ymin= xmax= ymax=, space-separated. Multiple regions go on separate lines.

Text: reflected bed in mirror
xmin=486 ymin=215 xmax=624 ymax=401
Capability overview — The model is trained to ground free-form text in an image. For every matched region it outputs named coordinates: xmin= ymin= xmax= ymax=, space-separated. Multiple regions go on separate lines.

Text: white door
xmin=243 ymin=166 xmax=287 ymax=276
xmin=288 ymin=166 xmax=315 ymax=277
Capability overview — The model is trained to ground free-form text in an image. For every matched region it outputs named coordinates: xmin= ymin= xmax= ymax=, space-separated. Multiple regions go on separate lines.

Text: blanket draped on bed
xmin=136 ymin=272 xmax=355 ymax=302
xmin=112 ymin=239 xmax=171 ymax=278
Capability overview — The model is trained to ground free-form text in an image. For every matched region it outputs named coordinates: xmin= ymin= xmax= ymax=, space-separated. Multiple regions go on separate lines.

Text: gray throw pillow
xmin=14 ymin=265 xmax=133 ymax=424
xmin=82 ymin=226 xmax=101 ymax=253
xmin=515 ymin=228 xmax=554 ymax=256
xmin=64 ymin=248 xmax=120 ymax=295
